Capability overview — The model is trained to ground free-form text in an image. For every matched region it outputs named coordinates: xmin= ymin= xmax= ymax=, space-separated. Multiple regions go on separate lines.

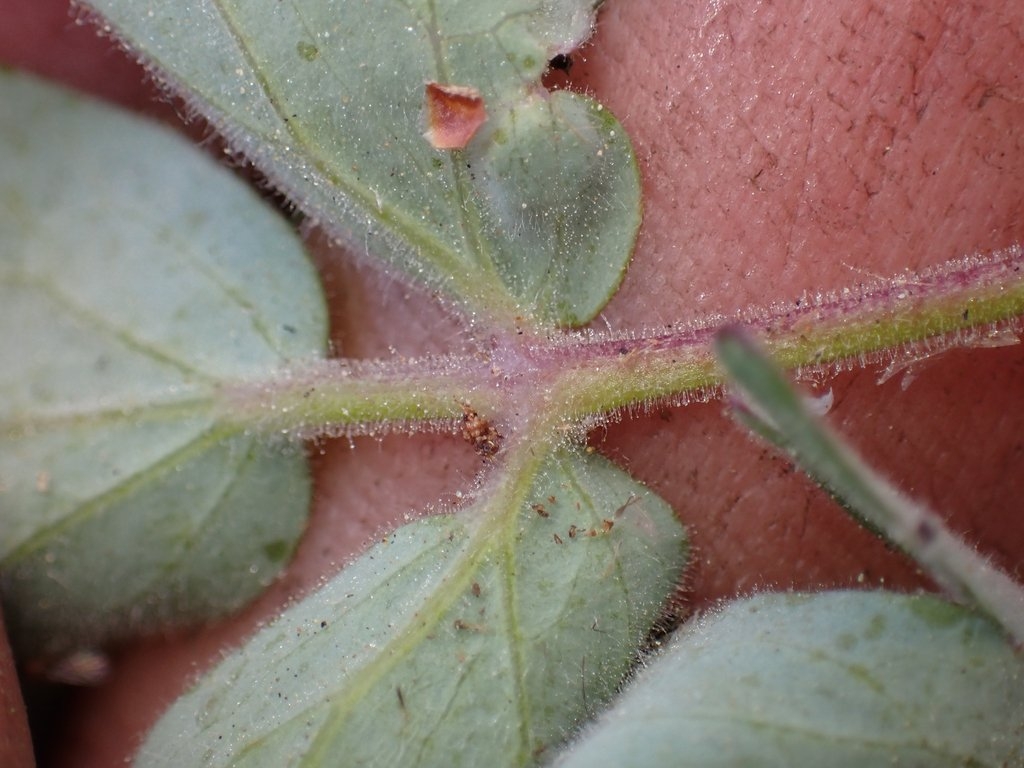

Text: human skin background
xmin=2 ymin=0 xmax=1024 ymax=765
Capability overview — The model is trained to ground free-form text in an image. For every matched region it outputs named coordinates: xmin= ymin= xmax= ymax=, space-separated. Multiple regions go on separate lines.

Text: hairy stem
xmin=223 ymin=246 xmax=1024 ymax=442
xmin=218 ymin=354 xmax=498 ymax=437
xmin=539 ymin=245 xmax=1024 ymax=422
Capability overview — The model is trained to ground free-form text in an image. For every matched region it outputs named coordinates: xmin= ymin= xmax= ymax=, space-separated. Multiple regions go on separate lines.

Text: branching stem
xmin=223 ymin=245 xmax=1024 ymax=443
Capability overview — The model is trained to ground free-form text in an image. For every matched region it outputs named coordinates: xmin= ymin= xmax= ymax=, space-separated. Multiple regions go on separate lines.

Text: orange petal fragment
xmin=424 ymin=82 xmax=487 ymax=150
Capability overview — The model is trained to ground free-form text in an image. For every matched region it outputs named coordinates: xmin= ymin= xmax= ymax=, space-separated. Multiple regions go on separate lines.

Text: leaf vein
xmin=4 ymin=421 xmax=232 ymax=563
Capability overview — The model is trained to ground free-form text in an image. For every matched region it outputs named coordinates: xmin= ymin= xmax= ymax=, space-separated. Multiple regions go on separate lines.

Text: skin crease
xmin=2 ymin=0 xmax=1024 ymax=764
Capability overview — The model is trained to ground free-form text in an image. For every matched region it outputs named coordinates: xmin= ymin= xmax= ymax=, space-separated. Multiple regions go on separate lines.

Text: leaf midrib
xmin=115 ymin=437 xmax=258 ymax=614
xmin=219 ymin=437 xmax=557 ymax=767
xmin=199 ymin=0 xmax=516 ymax=318
xmin=3 ymin=419 xmax=239 ymax=563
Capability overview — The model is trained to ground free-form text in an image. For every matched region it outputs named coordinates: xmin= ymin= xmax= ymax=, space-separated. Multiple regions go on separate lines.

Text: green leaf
xmin=470 ymin=91 xmax=639 ymax=325
xmin=0 ymin=71 xmax=328 ymax=656
xmin=554 ymin=591 xmax=1024 ymax=768
xmin=83 ymin=0 xmax=641 ymax=327
xmin=134 ymin=445 xmax=687 ymax=767
xmin=714 ymin=328 xmax=1024 ymax=644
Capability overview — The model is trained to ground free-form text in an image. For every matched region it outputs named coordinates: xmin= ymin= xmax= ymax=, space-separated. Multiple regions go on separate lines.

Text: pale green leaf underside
xmin=555 ymin=591 xmax=1024 ymax=767
xmin=85 ymin=0 xmax=641 ymax=327
xmin=135 ymin=445 xmax=687 ymax=768
xmin=0 ymin=70 xmax=328 ymax=655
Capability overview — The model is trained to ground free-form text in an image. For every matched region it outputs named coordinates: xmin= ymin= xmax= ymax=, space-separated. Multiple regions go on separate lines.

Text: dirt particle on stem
xmin=460 ymin=402 xmax=501 ymax=457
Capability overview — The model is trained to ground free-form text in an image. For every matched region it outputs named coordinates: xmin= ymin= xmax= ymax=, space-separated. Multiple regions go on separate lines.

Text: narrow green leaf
xmin=554 ymin=591 xmax=1024 ymax=768
xmin=714 ymin=328 xmax=1024 ymax=644
xmin=0 ymin=71 xmax=328 ymax=656
xmin=83 ymin=0 xmax=641 ymax=327
xmin=134 ymin=445 xmax=687 ymax=767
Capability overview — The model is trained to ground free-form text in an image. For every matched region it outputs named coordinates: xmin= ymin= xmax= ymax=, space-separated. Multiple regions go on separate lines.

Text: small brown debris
xmin=531 ymin=503 xmax=549 ymax=518
xmin=424 ymin=82 xmax=487 ymax=150
xmin=460 ymin=402 xmax=501 ymax=457
xmin=553 ymin=533 xmax=564 ymax=545
xmin=453 ymin=618 xmax=486 ymax=632
xmin=471 ymin=582 xmax=482 ymax=598
xmin=568 ymin=524 xmax=578 ymax=539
